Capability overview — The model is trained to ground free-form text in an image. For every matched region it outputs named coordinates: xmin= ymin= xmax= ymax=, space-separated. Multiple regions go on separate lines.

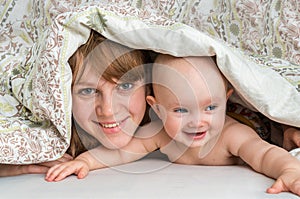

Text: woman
xmin=0 ymin=30 xmax=152 ymax=176
xmin=68 ymin=29 xmax=152 ymax=157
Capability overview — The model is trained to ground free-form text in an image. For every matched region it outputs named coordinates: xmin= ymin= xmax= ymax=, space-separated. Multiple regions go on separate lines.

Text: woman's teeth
xmin=102 ymin=122 xmax=120 ymax=128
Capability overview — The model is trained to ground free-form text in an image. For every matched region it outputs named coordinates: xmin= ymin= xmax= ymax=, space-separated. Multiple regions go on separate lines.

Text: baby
xmin=46 ymin=55 xmax=300 ymax=196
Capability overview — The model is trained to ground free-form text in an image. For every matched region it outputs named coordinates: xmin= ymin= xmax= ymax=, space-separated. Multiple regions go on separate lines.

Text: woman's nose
xmin=95 ymin=93 xmax=115 ymax=117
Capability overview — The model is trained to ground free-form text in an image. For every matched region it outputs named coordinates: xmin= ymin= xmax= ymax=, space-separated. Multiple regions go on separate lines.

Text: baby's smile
xmin=184 ymin=131 xmax=207 ymax=140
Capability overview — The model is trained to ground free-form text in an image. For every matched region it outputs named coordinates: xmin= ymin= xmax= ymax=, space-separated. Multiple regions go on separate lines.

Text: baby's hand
xmin=45 ymin=159 xmax=89 ymax=182
xmin=266 ymin=169 xmax=300 ymax=196
xmin=38 ymin=153 xmax=73 ymax=168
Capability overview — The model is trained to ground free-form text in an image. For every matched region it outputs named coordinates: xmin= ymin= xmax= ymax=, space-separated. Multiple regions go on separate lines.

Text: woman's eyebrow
xmin=73 ymin=81 xmax=97 ymax=87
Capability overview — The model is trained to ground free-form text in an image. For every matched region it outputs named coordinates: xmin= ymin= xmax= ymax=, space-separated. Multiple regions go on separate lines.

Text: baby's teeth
xmin=102 ymin=122 xmax=120 ymax=128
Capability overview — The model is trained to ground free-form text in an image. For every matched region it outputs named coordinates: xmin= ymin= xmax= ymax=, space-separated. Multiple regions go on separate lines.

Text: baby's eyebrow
xmin=200 ymin=99 xmax=223 ymax=107
xmin=163 ymin=100 xmax=181 ymax=109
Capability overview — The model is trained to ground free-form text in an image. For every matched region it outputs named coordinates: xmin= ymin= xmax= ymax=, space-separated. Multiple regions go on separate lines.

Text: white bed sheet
xmin=1 ymin=151 xmax=298 ymax=199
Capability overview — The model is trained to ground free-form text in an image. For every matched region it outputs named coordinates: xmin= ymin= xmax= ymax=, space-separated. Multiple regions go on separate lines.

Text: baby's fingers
xmin=266 ymin=179 xmax=287 ymax=194
xmin=267 ymin=179 xmax=300 ymax=196
xmin=59 ymin=153 xmax=74 ymax=162
xmin=289 ymin=181 xmax=300 ymax=196
xmin=45 ymin=164 xmax=73 ymax=182
xmin=75 ymin=167 xmax=89 ymax=179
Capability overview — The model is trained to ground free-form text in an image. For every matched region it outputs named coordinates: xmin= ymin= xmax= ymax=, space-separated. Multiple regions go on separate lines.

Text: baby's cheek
xmin=211 ymin=114 xmax=226 ymax=130
xmin=164 ymin=118 xmax=181 ymax=138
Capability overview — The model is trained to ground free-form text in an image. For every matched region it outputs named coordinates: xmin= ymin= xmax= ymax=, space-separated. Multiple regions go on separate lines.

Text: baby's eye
xmin=205 ymin=105 xmax=217 ymax=111
xmin=117 ymin=82 xmax=134 ymax=91
xmin=173 ymin=108 xmax=188 ymax=113
xmin=79 ymin=88 xmax=97 ymax=95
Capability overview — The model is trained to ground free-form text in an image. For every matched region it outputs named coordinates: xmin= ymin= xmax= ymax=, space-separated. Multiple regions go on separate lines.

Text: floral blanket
xmin=0 ymin=0 xmax=299 ymax=163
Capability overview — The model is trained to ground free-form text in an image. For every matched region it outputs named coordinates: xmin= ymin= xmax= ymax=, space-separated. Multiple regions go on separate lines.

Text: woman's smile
xmin=93 ymin=116 xmax=129 ymax=134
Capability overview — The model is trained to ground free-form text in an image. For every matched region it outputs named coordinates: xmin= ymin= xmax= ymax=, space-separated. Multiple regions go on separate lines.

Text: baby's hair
xmin=153 ymin=54 xmax=232 ymax=93
xmin=211 ymin=55 xmax=232 ymax=92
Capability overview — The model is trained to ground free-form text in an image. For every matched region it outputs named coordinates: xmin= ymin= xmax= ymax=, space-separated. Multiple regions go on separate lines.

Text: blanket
xmin=0 ymin=0 xmax=299 ymax=163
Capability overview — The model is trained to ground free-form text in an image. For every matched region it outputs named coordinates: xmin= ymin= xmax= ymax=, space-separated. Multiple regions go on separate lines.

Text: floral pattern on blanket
xmin=0 ymin=0 xmax=73 ymax=163
xmin=123 ymin=0 xmax=300 ymax=65
xmin=0 ymin=0 xmax=299 ymax=163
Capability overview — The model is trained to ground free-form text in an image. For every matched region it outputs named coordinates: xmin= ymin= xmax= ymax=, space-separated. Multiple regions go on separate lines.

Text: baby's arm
xmin=45 ymin=126 xmax=165 ymax=182
xmin=227 ymin=122 xmax=300 ymax=196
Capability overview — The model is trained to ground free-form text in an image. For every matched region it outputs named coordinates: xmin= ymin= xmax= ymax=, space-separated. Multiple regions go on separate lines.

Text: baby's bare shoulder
xmin=222 ymin=116 xmax=258 ymax=138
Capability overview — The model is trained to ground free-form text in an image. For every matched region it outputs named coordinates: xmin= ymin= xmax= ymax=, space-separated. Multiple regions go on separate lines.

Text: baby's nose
xmin=187 ymin=113 xmax=206 ymax=128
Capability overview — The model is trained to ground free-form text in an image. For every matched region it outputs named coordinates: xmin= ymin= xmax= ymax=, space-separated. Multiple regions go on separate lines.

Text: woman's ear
xmin=146 ymin=96 xmax=161 ymax=117
xmin=226 ymin=88 xmax=234 ymax=100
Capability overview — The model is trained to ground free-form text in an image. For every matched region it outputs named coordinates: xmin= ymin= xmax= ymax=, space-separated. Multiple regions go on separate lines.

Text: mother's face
xmin=72 ymin=65 xmax=147 ymax=149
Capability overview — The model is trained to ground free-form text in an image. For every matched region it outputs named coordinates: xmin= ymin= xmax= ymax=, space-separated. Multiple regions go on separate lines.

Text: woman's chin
xmin=103 ymin=138 xmax=132 ymax=149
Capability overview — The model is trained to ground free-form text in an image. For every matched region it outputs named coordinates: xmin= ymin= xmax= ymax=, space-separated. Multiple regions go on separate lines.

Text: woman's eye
xmin=79 ymin=88 xmax=96 ymax=95
xmin=117 ymin=82 xmax=134 ymax=91
xmin=205 ymin=105 xmax=217 ymax=111
xmin=174 ymin=108 xmax=188 ymax=113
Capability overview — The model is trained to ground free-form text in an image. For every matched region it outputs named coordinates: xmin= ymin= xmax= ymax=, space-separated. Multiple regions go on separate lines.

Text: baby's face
xmin=152 ymin=56 xmax=228 ymax=149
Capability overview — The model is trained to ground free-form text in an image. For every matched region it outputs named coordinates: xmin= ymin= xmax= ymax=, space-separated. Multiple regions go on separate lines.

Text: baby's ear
xmin=226 ymin=88 xmax=234 ymax=100
xmin=146 ymin=96 xmax=161 ymax=116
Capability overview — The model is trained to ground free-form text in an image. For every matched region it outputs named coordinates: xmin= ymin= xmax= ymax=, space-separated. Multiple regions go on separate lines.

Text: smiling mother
xmin=67 ymin=30 xmax=152 ymax=157
xmin=0 ymin=30 xmax=153 ymax=177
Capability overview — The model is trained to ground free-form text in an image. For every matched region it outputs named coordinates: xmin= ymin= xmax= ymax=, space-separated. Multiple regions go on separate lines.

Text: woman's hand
xmin=0 ymin=164 xmax=49 ymax=177
xmin=283 ymin=126 xmax=300 ymax=151
xmin=0 ymin=153 xmax=73 ymax=177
